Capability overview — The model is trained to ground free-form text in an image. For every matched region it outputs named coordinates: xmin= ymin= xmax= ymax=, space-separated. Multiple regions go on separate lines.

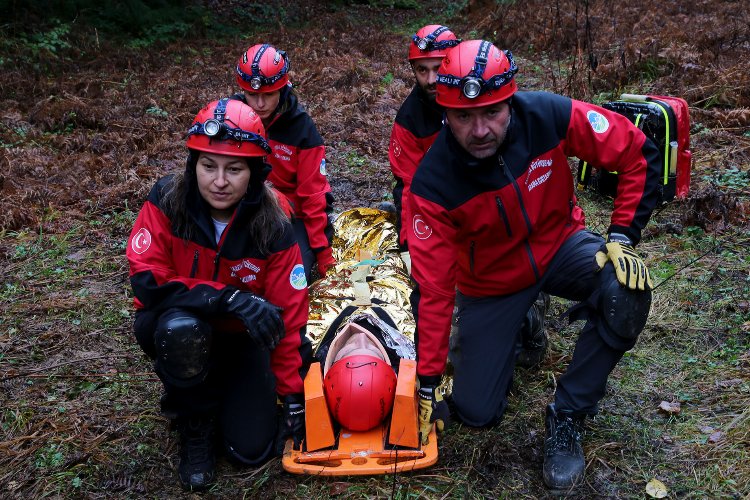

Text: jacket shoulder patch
xmin=290 ymin=264 xmax=307 ymax=290
xmin=587 ymin=110 xmax=609 ymax=133
xmin=131 ymin=228 xmax=152 ymax=254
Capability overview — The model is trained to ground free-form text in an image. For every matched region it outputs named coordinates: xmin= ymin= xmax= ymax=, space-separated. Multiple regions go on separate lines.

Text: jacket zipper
xmin=190 ymin=250 xmax=199 ymax=278
xmin=495 ymin=196 xmax=513 ymax=236
xmin=212 ymin=251 xmax=221 ymax=281
xmin=499 ymin=154 xmax=540 ymax=281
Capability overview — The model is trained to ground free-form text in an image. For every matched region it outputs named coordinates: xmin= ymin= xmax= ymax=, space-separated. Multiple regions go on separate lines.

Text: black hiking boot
xmin=543 ymin=403 xmax=586 ymax=491
xmin=176 ymin=414 xmax=216 ymax=491
xmin=517 ymin=292 xmax=550 ymax=368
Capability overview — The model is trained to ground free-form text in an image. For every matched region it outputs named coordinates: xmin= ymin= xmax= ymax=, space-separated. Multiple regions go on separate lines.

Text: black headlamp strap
xmin=435 ymin=45 xmax=518 ymax=97
xmin=413 ymin=25 xmax=460 ymax=52
xmin=236 ymin=44 xmax=288 ymax=88
xmin=483 ymin=50 xmax=518 ymax=90
xmin=213 ymin=98 xmax=228 ymax=123
xmin=470 ymin=41 xmax=492 ymax=79
xmin=186 ymin=100 xmax=271 ymax=154
xmin=427 ymin=25 xmax=449 ymax=42
xmin=276 ymin=50 xmax=289 ymax=76
xmin=251 ymin=44 xmax=269 ymax=77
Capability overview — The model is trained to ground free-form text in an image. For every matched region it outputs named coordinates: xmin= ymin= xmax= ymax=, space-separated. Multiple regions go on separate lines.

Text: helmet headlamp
xmin=411 ymin=25 xmax=461 ymax=54
xmin=250 ymin=76 xmax=262 ymax=90
xmin=187 ymin=99 xmax=271 ymax=153
xmin=462 ymin=78 xmax=483 ymax=99
xmin=436 ymin=47 xmax=518 ymax=100
xmin=203 ymin=118 xmax=222 ymax=137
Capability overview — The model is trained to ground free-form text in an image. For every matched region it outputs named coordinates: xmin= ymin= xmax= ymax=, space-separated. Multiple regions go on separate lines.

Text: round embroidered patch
xmin=587 ymin=110 xmax=609 ymax=134
xmin=289 ymin=264 xmax=307 ymax=290
xmin=413 ymin=214 xmax=433 ymax=240
xmin=131 ymin=228 xmax=152 ymax=254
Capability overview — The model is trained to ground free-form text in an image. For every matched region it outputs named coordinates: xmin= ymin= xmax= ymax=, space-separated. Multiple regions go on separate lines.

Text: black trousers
xmin=134 ymin=309 xmax=278 ymax=465
xmin=450 ymin=230 xmax=633 ymax=426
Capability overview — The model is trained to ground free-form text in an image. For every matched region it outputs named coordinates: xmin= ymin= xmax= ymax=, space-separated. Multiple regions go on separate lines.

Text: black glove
xmin=223 ymin=290 xmax=284 ymax=350
xmin=275 ymin=395 xmax=305 ymax=455
xmin=417 ymin=380 xmax=451 ymax=445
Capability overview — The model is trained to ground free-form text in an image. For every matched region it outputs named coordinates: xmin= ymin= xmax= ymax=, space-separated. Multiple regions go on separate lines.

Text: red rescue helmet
xmin=409 ymin=24 xmax=460 ymax=61
xmin=186 ymin=98 xmax=271 ymax=157
xmin=324 ymin=354 xmax=397 ymax=432
xmin=436 ymin=39 xmax=518 ymax=109
xmin=236 ymin=44 xmax=290 ymax=93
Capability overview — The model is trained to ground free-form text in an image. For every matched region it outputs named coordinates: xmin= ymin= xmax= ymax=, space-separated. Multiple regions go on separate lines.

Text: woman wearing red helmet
xmin=126 ymin=98 xmax=312 ymax=491
xmin=233 ymin=43 xmax=335 ymax=283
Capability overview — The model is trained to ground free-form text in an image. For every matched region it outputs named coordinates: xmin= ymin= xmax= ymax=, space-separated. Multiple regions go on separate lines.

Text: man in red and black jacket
xmin=409 ymin=41 xmax=661 ymax=491
xmin=389 ymin=24 xmax=460 ymax=262
xmin=391 ymin=26 xmax=550 ymax=369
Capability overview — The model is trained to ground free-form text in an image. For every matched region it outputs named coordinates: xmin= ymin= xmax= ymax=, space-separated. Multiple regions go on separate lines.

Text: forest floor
xmin=1 ymin=0 xmax=749 ymax=498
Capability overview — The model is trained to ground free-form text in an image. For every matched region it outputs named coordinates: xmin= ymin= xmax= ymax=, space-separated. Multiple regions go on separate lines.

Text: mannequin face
xmin=333 ymin=331 xmax=385 ymax=363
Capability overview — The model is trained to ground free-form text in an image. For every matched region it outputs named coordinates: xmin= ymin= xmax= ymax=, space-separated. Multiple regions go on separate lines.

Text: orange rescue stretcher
xmin=282 ymin=358 xmax=438 ymax=475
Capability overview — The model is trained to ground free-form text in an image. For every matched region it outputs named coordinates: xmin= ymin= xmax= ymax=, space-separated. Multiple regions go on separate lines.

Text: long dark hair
xmin=275 ymin=84 xmax=297 ymax=117
xmin=161 ymin=150 xmax=289 ymax=255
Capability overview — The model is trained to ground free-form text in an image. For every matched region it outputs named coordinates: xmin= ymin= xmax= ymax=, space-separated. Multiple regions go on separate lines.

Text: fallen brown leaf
xmin=658 ymin=401 xmax=681 ymax=415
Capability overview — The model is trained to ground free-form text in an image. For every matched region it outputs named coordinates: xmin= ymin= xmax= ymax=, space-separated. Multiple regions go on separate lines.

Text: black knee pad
xmin=224 ymin=435 xmax=275 ymax=466
xmin=596 ymin=266 xmax=651 ymax=351
xmin=154 ymin=310 xmax=212 ymax=387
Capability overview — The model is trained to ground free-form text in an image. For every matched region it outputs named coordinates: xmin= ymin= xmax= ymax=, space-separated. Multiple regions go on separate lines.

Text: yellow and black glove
xmin=595 ymin=233 xmax=653 ymax=291
xmin=417 ymin=383 xmax=450 ymax=445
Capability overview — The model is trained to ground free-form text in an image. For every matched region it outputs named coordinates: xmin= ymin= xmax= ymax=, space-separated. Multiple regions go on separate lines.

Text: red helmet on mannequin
xmin=436 ymin=39 xmax=518 ymax=109
xmin=185 ymin=98 xmax=271 ymax=157
xmin=409 ymin=24 xmax=460 ymax=61
xmin=324 ymin=354 xmax=397 ymax=432
xmin=236 ymin=43 xmax=290 ymax=93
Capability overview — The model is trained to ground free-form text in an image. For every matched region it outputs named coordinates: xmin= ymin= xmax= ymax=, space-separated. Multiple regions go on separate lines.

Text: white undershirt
xmin=212 ymin=218 xmax=229 ymax=244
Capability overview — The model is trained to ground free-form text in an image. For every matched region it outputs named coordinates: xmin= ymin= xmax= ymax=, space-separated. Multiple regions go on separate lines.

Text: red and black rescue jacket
xmin=408 ymin=91 xmax=662 ymax=380
xmin=231 ymin=91 xmax=335 ymax=267
xmin=126 ymin=175 xmax=312 ymax=396
xmin=388 ymin=85 xmax=444 ymax=250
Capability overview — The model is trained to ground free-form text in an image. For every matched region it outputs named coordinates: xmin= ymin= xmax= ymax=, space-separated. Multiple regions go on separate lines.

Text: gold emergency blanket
xmin=307 ymin=208 xmax=414 ymax=349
